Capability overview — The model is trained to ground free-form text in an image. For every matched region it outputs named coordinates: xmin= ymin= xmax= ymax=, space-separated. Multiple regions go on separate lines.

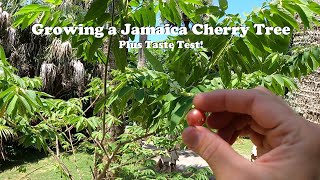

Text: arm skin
xmin=182 ymin=87 xmax=320 ymax=180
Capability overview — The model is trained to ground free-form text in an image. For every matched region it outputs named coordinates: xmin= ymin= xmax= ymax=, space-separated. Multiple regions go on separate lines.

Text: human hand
xmin=182 ymin=87 xmax=320 ymax=179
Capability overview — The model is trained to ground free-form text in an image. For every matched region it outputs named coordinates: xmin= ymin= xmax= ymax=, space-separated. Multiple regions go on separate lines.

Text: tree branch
xmin=83 ymin=93 xmax=101 ymax=115
xmin=86 ymin=129 xmax=109 ymax=158
xmin=109 ymin=154 xmax=158 ymax=171
xmin=67 ymin=126 xmax=83 ymax=180
xmin=96 ymin=132 xmax=156 ymax=180
xmin=47 ymin=147 xmax=74 ymax=180
xmin=101 ymin=10 xmax=113 ymax=146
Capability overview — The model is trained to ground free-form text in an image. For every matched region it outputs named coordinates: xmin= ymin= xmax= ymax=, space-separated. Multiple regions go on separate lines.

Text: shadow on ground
xmin=178 ymin=150 xmax=199 ymax=157
xmin=0 ymin=147 xmax=48 ymax=172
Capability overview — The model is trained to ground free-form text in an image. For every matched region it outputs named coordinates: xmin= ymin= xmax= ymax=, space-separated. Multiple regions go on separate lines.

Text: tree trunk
xmin=55 ymin=135 xmax=60 ymax=157
xmin=94 ymin=0 xmax=129 ymax=179
xmin=137 ymin=35 xmax=148 ymax=68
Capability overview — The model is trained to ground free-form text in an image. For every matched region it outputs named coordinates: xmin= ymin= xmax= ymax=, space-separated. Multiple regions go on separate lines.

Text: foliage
xmin=1 ymin=0 xmax=320 ymax=179
xmin=118 ymin=164 xmax=213 ymax=180
xmin=0 ymin=124 xmax=15 ymax=142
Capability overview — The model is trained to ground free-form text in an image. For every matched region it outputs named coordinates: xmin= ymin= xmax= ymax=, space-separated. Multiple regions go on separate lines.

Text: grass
xmin=0 ymin=139 xmax=253 ymax=179
xmin=0 ymin=150 xmax=93 ymax=180
xmin=232 ymin=138 xmax=253 ymax=159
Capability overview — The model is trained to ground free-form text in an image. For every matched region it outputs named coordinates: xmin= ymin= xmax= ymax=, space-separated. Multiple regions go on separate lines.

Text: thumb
xmin=182 ymin=126 xmax=248 ymax=175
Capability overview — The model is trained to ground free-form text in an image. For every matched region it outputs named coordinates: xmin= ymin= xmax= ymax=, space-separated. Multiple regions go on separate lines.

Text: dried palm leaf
xmin=0 ymin=10 xmax=10 ymax=30
xmin=40 ymin=62 xmax=57 ymax=91
xmin=48 ymin=38 xmax=73 ymax=64
xmin=6 ymin=27 xmax=16 ymax=46
xmin=69 ymin=60 xmax=85 ymax=85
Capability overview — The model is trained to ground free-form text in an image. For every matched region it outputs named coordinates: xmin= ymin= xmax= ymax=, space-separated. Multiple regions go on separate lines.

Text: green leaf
xmin=97 ymin=13 xmax=112 ymax=26
xmin=184 ymin=0 xmax=203 ymax=5
xmin=97 ymin=49 xmax=108 ymax=64
xmin=142 ymin=9 xmax=149 ymax=27
xmin=283 ymin=77 xmax=297 ymax=91
xmin=14 ymin=4 xmax=50 ymax=16
xmin=286 ymin=3 xmax=312 ymax=29
xmin=271 ymin=78 xmax=284 ymax=95
xmin=12 ymin=15 xmax=25 ymax=27
xmin=159 ymin=1 xmax=173 ymax=22
xmin=178 ymin=1 xmax=196 ymax=19
xmin=18 ymin=95 xmax=32 ymax=113
xmin=89 ymin=38 xmax=103 ymax=60
xmin=235 ymin=38 xmax=253 ymax=65
xmin=168 ymin=0 xmax=182 ymax=25
xmin=219 ymin=0 xmax=228 ymax=11
xmin=308 ymin=2 xmax=320 ymax=16
xmin=272 ymin=74 xmax=285 ymax=87
xmin=0 ymin=87 xmax=16 ymax=99
xmin=147 ymin=4 xmax=157 ymax=27
xmin=144 ymin=49 xmax=164 ymax=72
xmin=76 ymin=117 xmax=85 ymax=131
xmin=111 ymin=37 xmax=127 ymax=71
xmin=40 ymin=11 xmax=51 ymax=25
xmin=161 ymin=93 xmax=178 ymax=102
xmin=48 ymin=11 xmax=61 ymax=27
xmin=312 ymin=47 xmax=320 ymax=60
xmin=133 ymin=10 xmax=143 ymax=26
xmin=118 ymin=86 xmax=134 ymax=98
xmin=21 ymin=12 xmax=41 ymax=30
xmin=246 ymin=30 xmax=265 ymax=54
xmin=195 ymin=6 xmax=221 ymax=16
xmin=310 ymin=51 xmax=320 ymax=70
xmin=129 ymin=0 xmax=140 ymax=7
xmin=271 ymin=6 xmax=299 ymax=30
xmin=93 ymin=96 xmax=107 ymax=115
xmin=169 ymin=96 xmax=193 ymax=131
xmin=44 ymin=0 xmax=62 ymax=5
xmin=24 ymin=90 xmax=40 ymax=107
xmin=7 ymin=95 xmax=18 ymax=115
xmin=218 ymin=55 xmax=231 ymax=87
xmin=84 ymin=0 xmax=110 ymax=22
xmin=0 ymin=45 xmax=8 ymax=65
xmin=87 ymin=117 xmax=99 ymax=130
xmin=135 ymin=89 xmax=145 ymax=104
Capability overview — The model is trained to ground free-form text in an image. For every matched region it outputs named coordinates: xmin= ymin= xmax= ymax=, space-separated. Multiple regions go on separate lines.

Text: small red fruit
xmin=186 ymin=109 xmax=206 ymax=126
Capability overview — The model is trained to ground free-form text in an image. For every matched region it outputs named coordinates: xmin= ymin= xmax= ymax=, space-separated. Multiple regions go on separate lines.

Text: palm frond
xmin=48 ymin=38 xmax=73 ymax=64
xmin=0 ymin=125 xmax=15 ymax=142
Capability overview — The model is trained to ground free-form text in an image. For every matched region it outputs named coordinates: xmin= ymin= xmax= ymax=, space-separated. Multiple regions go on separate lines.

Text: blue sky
xmin=225 ymin=0 xmax=266 ymax=15
xmin=141 ymin=0 xmax=267 ymax=42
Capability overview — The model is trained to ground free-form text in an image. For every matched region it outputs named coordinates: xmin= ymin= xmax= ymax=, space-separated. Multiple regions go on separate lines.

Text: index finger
xmin=193 ymin=88 xmax=296 ymax=129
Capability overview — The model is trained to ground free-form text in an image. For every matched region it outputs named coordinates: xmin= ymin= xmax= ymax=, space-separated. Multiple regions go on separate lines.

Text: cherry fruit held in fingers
xmin=187 ymin=109 xmax=206 ymax=126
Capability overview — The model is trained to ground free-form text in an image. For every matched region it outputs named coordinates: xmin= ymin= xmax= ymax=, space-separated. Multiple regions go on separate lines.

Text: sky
xmin=225 ymin=0 xmax=266 ymax=15
xmin=141 ymin=0 xmax=267 ymax=42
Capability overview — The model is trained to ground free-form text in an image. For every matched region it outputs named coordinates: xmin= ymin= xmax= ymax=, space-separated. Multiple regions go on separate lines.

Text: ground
xmin=0 ymin=139 xmax=252 ymax=179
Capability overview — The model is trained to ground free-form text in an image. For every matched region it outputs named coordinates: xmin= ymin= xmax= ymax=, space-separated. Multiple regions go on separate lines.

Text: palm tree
xmin=252 ymin=0 xmax=320 ymax=161
xmin=286 ymin=0 xmax=320 ymax=124
xmin=0 ymin=1 xmax=88 ymax=99
xmin=0 ymin=125 xmax=15 ymax=160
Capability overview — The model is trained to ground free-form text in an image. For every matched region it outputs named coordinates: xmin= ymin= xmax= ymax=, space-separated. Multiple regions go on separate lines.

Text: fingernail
xmin=182 ymin=127 xmax=200 ymax=148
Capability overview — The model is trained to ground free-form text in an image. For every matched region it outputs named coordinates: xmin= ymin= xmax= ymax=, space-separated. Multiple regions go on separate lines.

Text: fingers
xmin=207 ymin=112 xmax=251 ymax=144
xmin=229 ymin=130 xmax=240 ymax=145
xmin=250 ymin=121 xmax=268 ymax=135
xmin=217 ymin=125 xmax=235 ymax=144
xmin=254 ymin=86 xmax=273 ymax=95
xmin=206 ymin=112 xmax=234 ymax=129
xmin=249 ymin=131 xmax=264 ymax=147
xmin=193 ymin=88 xmax=295 ymax=129
xmin=207 ymin=112 xmax=251 ymax=130
xmin=182 ymin=126 xmax=248 ymax=175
